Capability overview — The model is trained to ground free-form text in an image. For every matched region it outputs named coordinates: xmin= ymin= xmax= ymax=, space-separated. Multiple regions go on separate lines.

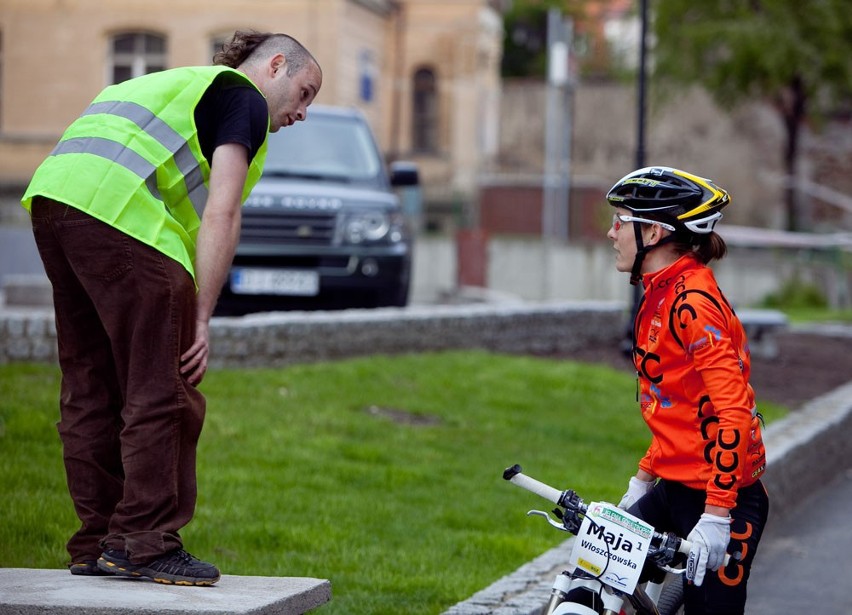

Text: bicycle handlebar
xmin=504 ymin=464 xmax=733 ymax=567
xmin=503 ymin=464 xmax=567 ymax=507
xmin=663 ymin=538 xmax=732 ymax=567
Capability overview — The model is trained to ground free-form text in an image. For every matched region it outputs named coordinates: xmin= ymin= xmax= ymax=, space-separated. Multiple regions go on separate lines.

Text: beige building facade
xmin=0 ymin=0 xmax=505 ymax=207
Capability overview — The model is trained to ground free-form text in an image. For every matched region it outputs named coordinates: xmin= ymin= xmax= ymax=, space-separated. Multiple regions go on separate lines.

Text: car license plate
xmin=230 ymin=268 xmax=320 ymax=296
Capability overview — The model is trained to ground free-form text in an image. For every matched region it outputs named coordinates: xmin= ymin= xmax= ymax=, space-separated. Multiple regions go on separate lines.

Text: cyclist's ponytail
xmin=671 ymin=231 xmax=728 ymax=264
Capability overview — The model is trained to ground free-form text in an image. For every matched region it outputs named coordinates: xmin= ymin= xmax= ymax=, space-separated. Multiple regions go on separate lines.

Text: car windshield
xmin=262 ymin=112 xmax=383 ymax=184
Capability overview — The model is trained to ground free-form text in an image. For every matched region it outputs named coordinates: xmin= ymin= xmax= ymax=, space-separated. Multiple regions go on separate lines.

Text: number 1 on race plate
xmin=568 ymin=502 xmax=654 ymax=594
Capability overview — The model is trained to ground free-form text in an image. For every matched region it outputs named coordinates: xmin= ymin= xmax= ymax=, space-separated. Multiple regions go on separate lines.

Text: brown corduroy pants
xmin=30 ymin=196 xmax=205 ymax=564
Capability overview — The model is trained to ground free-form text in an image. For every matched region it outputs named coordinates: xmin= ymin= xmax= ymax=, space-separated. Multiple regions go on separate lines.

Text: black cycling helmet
xmin=606 ymin=166 xmax=730 ymax=234
xmin=606 ymin=166 xmax=731 ymax=285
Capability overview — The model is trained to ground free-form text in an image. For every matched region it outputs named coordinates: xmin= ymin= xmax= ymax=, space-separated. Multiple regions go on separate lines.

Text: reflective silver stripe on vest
xmin=173 ymin=142 xmax=208 ymax=216
xmin=50 ymin=137 xmax=162 ymax=202
xmin=52 ymin=100 xmax=209 ymax=216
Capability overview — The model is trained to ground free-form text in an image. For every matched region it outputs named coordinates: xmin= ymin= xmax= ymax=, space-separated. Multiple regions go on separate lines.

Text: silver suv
xmin=216 ymin=105 xmax=419 ymax=314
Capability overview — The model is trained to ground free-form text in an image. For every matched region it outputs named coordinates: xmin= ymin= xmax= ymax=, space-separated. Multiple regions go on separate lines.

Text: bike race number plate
xmin=568 ymin=502 xmax=654 ymax=594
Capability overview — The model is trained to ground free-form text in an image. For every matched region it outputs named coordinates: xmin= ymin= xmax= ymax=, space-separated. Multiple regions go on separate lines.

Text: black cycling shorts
xmin=628 ymin=479 xmax=769 ymax=615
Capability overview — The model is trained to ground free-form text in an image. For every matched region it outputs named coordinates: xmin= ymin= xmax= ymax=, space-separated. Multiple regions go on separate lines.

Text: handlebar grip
xmin=503 ymin=464 xmax=563 ymax=505
xmin=677 ymin=538 xmax=735 ymax=567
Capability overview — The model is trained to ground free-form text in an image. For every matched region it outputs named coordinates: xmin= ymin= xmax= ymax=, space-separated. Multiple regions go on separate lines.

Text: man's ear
xmin=270 ymin=53 xmax=287 ymax=76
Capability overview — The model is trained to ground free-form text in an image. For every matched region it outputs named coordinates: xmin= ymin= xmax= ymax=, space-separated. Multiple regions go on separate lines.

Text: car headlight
xmin=344 ymin=211 xmax=391 ymax=244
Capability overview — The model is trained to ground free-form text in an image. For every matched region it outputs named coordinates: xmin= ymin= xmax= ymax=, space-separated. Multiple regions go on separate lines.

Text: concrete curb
xmin=0 ymin=570 xmax=331 ymax=615
xmin=442 ymin=379 xmax=852 ymax=614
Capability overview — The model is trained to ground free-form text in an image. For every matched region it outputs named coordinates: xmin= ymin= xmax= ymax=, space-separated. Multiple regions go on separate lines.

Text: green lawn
xmin=0 ymin=352 xmax=786 ymax=614
xmin=777 ymin=307 xmax=852 ymax=324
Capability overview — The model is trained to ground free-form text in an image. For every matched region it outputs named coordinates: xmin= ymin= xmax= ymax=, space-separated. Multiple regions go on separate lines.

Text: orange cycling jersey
xmin=632 ymin=254 xmax=766 ymax=510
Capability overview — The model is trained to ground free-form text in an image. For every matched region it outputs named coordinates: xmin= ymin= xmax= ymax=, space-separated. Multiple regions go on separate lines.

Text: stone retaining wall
xmin=0 ymin=308 xmax=57 ymax=364
xmin=0 ymin=302 xmax=625 ymax=366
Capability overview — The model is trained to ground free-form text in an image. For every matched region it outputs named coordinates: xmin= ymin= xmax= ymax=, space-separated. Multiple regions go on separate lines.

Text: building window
xmin=110 ymin=32 xmax=167 ymax=84
xmin=412 ymin=67 xmax=438 ymax=153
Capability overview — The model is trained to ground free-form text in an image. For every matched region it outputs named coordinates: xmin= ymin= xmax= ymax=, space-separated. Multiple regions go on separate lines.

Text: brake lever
xmin=527 ymin=509 xmax=570 ymax=532
xmin=657 ymin=565 xmax=686 ymax=575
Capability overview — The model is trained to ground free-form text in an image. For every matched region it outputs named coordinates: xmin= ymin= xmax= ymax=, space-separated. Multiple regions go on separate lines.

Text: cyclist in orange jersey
xmin=608 ymin=167 xmax=769 ymax=615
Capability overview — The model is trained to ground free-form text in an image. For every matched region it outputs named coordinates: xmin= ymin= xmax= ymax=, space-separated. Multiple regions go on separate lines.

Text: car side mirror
xmin=389 ymin=161 xmax=419 ymax=187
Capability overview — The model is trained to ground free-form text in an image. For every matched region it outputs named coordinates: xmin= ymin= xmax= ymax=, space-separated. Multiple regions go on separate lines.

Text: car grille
xmin=240 ymin=211 xmax=338 ymax=246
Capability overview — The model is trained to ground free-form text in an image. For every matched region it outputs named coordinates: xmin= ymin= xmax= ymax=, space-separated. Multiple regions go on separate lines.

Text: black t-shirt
xmin=194 ymin=72 xmax=269 ymax=165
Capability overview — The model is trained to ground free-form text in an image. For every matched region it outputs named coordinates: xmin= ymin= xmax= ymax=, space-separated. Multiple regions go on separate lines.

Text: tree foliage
xmin=652 ymin=0 xmax=852 ymax=230
xmin=501 ymin=0 xmax=586 ymax=78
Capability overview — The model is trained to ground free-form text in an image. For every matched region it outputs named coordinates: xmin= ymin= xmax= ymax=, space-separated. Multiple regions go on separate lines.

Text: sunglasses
xmin=611 ymin=213 xmax=676 ymax=232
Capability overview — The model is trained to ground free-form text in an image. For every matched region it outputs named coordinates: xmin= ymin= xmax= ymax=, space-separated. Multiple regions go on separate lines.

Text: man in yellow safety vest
xmin=21 ymin=30 xmax=322 ymax=586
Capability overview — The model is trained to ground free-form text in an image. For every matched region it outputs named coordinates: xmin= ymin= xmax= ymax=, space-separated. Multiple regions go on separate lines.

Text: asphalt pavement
xmin=747 ymin=467 xmax=852 ymax=613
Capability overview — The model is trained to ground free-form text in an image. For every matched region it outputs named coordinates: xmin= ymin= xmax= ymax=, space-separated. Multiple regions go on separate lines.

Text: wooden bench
xmin=737 ymin=308 xmax=789 ymax=359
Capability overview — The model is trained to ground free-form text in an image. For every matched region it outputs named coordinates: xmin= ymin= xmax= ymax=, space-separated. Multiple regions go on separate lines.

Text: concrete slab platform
xmin=0 ymin=569 xmax=331 ymax=615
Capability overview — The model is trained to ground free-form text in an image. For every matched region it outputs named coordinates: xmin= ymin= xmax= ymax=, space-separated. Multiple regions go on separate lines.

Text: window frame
xmin=411 ymin=66 xmax=439 ymax=154
xmin=108 ymin=31 xmax=168 ymax=85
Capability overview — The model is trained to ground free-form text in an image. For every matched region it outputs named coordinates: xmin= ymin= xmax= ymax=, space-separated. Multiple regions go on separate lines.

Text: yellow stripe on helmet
xmin=671 ymin=169 xmax=729 ymax=219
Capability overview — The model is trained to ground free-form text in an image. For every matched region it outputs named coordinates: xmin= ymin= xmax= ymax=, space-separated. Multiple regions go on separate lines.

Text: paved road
xmin=747 ymin=467 xmax=852 ymax=613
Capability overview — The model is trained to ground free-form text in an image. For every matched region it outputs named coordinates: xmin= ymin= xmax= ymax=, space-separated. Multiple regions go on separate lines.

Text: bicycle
xmin=503 ymin=464 xmax=731 ymax=615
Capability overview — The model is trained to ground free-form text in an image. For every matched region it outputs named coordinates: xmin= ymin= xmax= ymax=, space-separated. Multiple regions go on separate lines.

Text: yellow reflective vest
xmin=22 ymin=66 xmax=269 ymax=280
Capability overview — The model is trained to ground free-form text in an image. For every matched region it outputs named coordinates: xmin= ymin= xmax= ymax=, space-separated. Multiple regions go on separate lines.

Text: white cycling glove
xmin=617 ymin=476 xmax=654 ymax=510
xmin=686 ymin=513 xmax=731 ymax=587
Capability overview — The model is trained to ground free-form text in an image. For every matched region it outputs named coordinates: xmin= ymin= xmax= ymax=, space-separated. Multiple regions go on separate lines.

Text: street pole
xmin=636 ymin=0 xmax=648 ymax=171
xmin=623 ymin=0 xmax=649 ymax=355
xmin=543 ymin=8 xmax=563 ymax=242
xmin=543 ymin=8 xmax=562 ymax=299
xmin=543 ymin=8 xmax=571 ymax=300
xmin=559 ymin=17 xmax=574 ymax=244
